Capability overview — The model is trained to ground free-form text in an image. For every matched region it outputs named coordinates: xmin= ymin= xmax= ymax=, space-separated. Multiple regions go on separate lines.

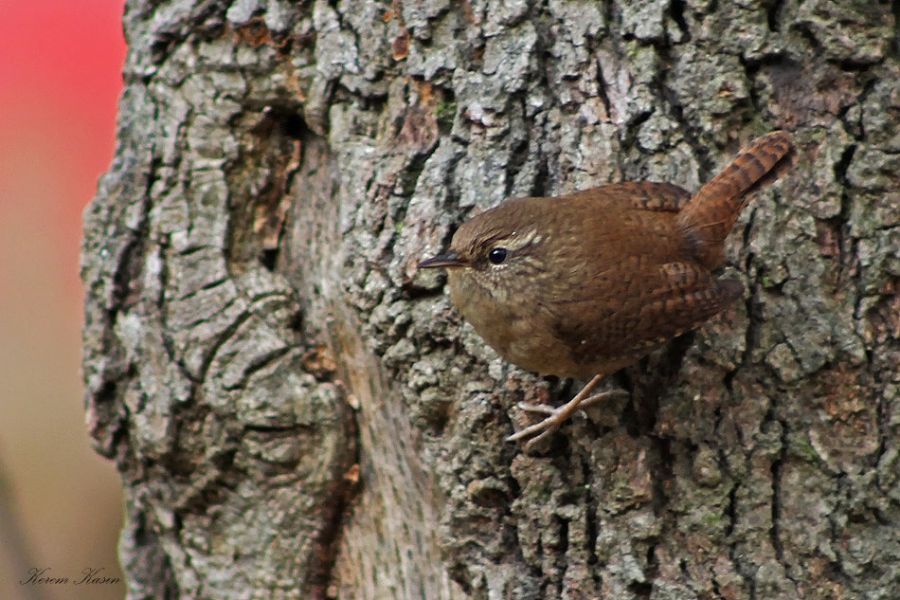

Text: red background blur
xmin=0 ymin=1 xmax=127 ymax=598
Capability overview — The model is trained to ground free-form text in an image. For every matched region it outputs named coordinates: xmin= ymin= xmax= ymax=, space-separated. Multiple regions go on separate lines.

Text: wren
xmin=418 ymin=132 xmax=794 ymax=450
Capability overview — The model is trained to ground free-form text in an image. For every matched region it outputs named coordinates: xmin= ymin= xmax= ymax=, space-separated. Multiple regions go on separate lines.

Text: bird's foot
xmin=515 ymin=389 xmax=626 ymax=416
xmin=506 ymin=374 xmax=625 ymax=451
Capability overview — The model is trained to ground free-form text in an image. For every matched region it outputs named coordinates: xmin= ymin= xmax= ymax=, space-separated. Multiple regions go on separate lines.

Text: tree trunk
xmin=81 ymin=1 xmax=899 ymax=598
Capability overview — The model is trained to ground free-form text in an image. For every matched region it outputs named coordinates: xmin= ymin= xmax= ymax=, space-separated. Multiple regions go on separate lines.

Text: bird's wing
xmin=565 ymin=182 xmax=692 ymax=213
xmin=547 ymin=261 xmax=742 ymax=374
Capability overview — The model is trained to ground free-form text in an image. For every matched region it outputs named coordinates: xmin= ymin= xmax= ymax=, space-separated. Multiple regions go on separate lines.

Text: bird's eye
xmin=488 ymin=247 xmax=508 ymax=265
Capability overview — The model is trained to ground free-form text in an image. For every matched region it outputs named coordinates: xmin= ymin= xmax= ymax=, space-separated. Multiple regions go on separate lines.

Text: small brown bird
xmin=419 ymin=132 xmax=793 ymax=449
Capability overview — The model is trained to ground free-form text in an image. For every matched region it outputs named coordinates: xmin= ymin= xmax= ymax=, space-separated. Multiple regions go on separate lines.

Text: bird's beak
xmin=417 ymin=251 xmax=466 ymax=269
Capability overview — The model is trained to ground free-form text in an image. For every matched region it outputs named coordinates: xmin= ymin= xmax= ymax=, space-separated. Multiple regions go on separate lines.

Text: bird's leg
xmin=516 ymin=388 xmax=628 ymax=416
xmin=507 ymin=374 xmax=614 ymax=449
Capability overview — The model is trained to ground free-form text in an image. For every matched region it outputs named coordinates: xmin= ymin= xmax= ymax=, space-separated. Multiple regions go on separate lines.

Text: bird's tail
xmin=678 ymin=131 xmax=794 ymax=269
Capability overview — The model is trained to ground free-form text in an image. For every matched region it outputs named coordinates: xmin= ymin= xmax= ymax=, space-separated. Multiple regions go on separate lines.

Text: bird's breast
xmin=447 ymin=270 xmax=585 ymax=377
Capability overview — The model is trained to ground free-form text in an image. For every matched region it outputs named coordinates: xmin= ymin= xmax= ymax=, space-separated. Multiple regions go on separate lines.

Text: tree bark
xmin=82 ymin=1 xmax=899 ymax=598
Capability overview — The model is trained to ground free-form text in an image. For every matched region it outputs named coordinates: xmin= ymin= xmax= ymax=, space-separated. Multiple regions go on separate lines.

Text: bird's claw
xmin=506 ymin=388 xmax=628 ymax=451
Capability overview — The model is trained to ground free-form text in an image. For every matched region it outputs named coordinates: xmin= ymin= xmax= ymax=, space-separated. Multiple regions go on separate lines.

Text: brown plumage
xmin=419 ymin=131 xmax=794 ymax=448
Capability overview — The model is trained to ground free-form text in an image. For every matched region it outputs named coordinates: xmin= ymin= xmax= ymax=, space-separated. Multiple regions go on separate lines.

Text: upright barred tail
xmin=678 ymin=131 xmax=793 ymax=269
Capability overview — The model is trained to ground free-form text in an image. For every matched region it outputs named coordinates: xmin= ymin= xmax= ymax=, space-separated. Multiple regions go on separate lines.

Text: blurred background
xmin=0 ymin=1 xmax=126 ymax=598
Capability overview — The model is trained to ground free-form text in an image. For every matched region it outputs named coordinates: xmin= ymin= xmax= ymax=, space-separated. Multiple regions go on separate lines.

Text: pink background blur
xmin=0 ymin=1 xmax=127 ymax=598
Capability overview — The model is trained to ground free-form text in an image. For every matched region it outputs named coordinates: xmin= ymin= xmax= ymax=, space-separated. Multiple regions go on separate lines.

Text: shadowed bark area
xmin=82 ymin=1 xmax=898 ymax=598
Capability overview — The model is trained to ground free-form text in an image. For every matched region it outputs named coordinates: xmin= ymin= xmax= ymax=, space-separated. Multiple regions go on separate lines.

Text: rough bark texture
xmin=81 ymin=1 xmax=899 ymax=598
